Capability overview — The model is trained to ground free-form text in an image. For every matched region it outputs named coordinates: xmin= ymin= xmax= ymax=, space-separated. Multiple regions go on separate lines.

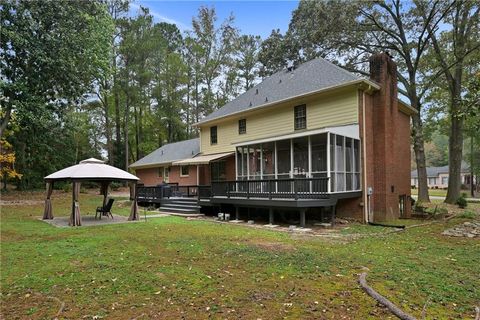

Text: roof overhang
xmin=172 ymin=152 xmax=234 ymax=165
xmin=129 ymin=162 xmax=173 ymax=170
xmin=398 ymin=100 xmax=418 ymax=116
xmin=193 ymin=79 xmax=380 ymax=127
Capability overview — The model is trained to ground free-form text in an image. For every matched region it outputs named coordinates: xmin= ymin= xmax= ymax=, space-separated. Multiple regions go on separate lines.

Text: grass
xmin=411 ymin=188 xmax=449 ymax=197
xmin=1 ymin=190 xmax=480 ymax=319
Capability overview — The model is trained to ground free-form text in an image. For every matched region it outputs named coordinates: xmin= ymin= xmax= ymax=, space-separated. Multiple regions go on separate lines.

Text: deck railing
xmin=210 ymin=177 xmax=329 ymax=200
xmin=138 ymin=177 xmax=330 ymax=202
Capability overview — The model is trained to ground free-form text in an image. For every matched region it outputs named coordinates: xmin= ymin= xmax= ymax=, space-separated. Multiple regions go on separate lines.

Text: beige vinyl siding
xmin=200 ymin=88 xmax=358 ymax=154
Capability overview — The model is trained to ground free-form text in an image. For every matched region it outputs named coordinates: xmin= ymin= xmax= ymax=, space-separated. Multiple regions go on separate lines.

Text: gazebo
xmin=43 ymin=158 xmax=140 ymax=226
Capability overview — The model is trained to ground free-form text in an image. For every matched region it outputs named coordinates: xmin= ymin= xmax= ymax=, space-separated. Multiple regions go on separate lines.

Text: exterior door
xmin=164 ymin=167 xmax=170 ymax=183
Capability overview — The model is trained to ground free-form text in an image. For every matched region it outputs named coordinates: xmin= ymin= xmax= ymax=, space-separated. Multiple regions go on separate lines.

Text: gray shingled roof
xmin=129 ymin=138 xmax=199 ymax=168
xmin=197 ymin=58 xmax=361 ymax=124
xmin=411 ymin=162 xmax=470 ymax=178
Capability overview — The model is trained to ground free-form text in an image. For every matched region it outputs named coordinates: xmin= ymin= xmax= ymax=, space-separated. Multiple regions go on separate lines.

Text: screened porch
xmin=210 ymin=131 xmax=361 ymax=200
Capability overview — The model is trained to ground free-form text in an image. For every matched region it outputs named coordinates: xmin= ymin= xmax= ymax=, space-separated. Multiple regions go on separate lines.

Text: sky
xmin=130 ymin=1 xmax=299 ymax=39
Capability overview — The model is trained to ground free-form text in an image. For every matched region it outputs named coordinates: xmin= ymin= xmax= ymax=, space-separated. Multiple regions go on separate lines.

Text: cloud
xmin=130 ymin=3 xmax=190 ymax=31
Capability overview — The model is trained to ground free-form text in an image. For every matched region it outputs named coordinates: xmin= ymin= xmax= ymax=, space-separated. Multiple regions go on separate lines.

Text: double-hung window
xmin=180 ymin=165 xmax=189 ymax=177
xmin=294 ymin=105 xmax=306 ymax=130
xmin=238 ymin=119 xmax=246 ymax=134
xmin=210 ymin=126 xmax=217 ymax=145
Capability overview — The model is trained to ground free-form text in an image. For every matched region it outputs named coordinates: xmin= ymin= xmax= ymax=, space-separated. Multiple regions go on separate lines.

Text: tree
xmin=258 ymin=29 xmax=289 ymax=77
xmin=0 ymin=133 xmax=22 ymax=190
xmin=236 ymin=35 xmax=262 ymax=91
xmin=285 ymin=0 xmax=457 ymax=203
xmin=190 ymin=7 xmax=239 ymax=114
xmin=0 ymin=0 xmax=113 ymax=138
xmin=420 ymin=0 xmax=480 ymax=203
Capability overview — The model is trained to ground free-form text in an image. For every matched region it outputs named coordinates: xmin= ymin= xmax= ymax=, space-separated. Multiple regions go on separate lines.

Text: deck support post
xmin=300 ymin=209 xmax=306 ymax=228
xmin=331 ymin=205 xmax=336 ymax=226
xmin=235 ymin=206 xmax=240 ymax=220
xmin=269 ymin=208 xmax=274 ymax=225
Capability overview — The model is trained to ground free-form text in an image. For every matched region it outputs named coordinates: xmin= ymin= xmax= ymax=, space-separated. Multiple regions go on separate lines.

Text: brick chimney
xmin=368 ymin=52 xmax=401 ymax=221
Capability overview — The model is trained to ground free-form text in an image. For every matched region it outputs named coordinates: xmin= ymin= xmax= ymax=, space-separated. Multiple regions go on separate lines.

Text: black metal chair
xmin=96 ymin=198 xmax=115 ymax=219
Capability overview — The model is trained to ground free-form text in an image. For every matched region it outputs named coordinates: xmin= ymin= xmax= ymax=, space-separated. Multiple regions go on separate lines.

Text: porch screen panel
xmin=335 ymin=135 xmax=345 ymax=192
xmin=353 ymin=140 xmax=360 ymax=190
xmin=276 ymin=139 xmax=291 ymax=192
xmin=236 ymin=147 xmax=246 ymax=180
xmin=276 ymin=139 xmax=291 ymax=180
xmin=262 ymin=142 xmax=275 ymax=179
xmin=311 ymin=133 xmax=327 ymax=178
xmin=345 ymin=139 xmax=353 ymax=190
xmin=330 ymin=134 xmax=336 ymax=192
xmin=248 ymin=144 xmax=261 ymax=179
xmin=293 ymin=137 xmax=308 ymax=178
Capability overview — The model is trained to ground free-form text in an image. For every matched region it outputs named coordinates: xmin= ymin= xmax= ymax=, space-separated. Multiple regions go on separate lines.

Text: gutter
xmin=362 ymin=91 xmax=369 ymax=224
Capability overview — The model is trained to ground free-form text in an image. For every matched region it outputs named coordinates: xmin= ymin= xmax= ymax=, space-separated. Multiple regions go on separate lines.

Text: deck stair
xmin=158 ymin=198 xmax=200 ymax=214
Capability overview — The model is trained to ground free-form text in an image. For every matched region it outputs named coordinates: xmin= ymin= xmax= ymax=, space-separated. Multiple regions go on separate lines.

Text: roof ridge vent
xmin=279 ymin=79 xmax=282 ymax=83
xmin=265 ymin=97 xmax=268 ymax=102
xmin=249 ymin=102 xmax=252 ymax=107
xmin=255 ymin=88 xmax=258 ymax=95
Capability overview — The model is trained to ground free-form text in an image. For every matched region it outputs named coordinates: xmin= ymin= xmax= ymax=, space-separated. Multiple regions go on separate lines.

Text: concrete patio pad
xmin=40 ymin=213 xmax=168 ymax=228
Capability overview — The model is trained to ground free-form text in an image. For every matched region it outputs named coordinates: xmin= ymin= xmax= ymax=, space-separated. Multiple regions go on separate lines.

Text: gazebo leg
xmin=69 ymin=181 xmax=82 ymax=226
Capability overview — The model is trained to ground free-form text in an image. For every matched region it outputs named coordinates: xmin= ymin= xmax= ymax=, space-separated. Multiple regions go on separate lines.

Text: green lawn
xmin=411 ymin=188 xmax=449 ymax=197
xmin=1 ymin=191 xmax=479 ymax=319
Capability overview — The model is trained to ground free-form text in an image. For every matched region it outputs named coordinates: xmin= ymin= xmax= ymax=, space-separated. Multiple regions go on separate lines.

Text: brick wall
xmin=169 ymin=165 xmax=198 ymax=186
xmin=135 ymin=167 xmax=164 ymax=186
xmin=364 ymin=53 xmax=412 ymax=221
xmin=336 ymin=197 xmax=363 ymax=220
xmin=135 ymin=165 xmax=199 ymax=186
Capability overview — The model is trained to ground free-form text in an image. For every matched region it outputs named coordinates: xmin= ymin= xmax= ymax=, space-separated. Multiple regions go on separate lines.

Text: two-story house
xmin=132 ymin=52 xmax=417 ymax=224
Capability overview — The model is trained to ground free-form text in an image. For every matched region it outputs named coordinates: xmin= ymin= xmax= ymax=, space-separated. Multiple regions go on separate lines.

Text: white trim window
xmin=180 ymin=165 xmax=189 ymax=177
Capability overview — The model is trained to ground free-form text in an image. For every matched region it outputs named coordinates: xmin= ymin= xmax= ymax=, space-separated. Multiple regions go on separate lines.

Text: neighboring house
xmin=411 ymin=163 xmax=472 ymax=189
xmin=132 ymin=52 xmax=417 ymax=223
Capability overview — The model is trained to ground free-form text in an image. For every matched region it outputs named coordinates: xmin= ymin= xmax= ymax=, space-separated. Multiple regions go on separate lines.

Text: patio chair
xmin=96 ymin=198 xmax=115 ymax=219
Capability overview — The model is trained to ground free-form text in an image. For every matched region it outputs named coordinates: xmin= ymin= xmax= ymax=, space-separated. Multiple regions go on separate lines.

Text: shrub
xmin=458 ymin=210 xmax=477 ymax=219
xmin=456 ymin=193 xmax=468 ymax=209
xmin=62 ymin=183 xmax=72 ymax=193
xmin=110 ymin=182 xmax=123 ymax=191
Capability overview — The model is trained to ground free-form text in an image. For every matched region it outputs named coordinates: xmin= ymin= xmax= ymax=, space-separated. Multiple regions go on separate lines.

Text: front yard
xmin=1 ymin=190 xmax=479 ymax=319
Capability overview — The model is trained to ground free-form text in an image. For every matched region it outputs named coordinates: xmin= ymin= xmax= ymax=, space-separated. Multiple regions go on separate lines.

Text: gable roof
xmin=129 ymin=138 xmax=200 ymax=169
xmin=411 ymin=162 xmax=470 ymax=178
xmin=196 ymin=58 xmax=379 ymax=125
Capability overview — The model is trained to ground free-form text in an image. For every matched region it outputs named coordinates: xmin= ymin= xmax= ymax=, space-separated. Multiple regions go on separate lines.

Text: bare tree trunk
xmin=133 ymin=104 xmax=139 ymax=162
xmin=412 ymin=111 xmax=430 ymax=203
xmin=124 ymin=94 xmax=129 ymax=171
xmin=445 ymin=55 xmax=465 ymax=203
xmin=445 ymin=90 xmax=464 ymax=203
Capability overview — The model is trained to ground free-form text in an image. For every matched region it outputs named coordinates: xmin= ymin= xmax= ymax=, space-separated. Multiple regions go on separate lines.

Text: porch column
xmin=128 ymin=181 xmax=139 ymax=221
xmin=43 ymin=181 xmax=54 ymax=219
xmin=69 ymin=181 xmax=82 ymax=226
xmin=196 ymin=165 xmax=200 ymax=185
xmin=269 ymin=208 xmax=274 ymax=225
xmin=327 ymin=132 xmax=331 ymax=193
xmin=299 ymin=209 xmax=306 ymax=228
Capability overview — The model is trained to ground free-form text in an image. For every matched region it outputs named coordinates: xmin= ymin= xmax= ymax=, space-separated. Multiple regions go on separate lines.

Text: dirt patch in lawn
xmin=247 ymin=239 xmax=297 ymax=252
xmin=0 ymin=199 xmax=44 ymax=206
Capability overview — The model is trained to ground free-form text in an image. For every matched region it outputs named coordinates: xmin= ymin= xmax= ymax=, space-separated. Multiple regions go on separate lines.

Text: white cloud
xmin=130 ymin=3 xmax=190 ymax=31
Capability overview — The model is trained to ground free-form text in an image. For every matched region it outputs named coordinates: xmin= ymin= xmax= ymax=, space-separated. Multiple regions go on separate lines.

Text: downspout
xmin=362 ymin=91 xmax=369 ymax=223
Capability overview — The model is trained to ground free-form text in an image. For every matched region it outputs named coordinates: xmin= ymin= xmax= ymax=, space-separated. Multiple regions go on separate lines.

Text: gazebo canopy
xmin=43 ymin=158 xmax=140 ymax=226
xmin=45 ymin=158 xmax=139 ymax=181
